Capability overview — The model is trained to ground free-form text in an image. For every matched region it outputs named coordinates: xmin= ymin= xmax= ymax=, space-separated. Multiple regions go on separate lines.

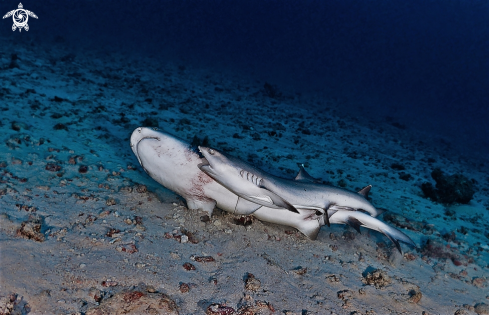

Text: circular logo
xmin=13 ymin=9 xmax=28 ymax=28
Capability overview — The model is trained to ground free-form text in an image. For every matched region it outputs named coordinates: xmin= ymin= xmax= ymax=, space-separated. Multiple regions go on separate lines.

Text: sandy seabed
xmin=0 ymin=37 xmax=488 ymax=315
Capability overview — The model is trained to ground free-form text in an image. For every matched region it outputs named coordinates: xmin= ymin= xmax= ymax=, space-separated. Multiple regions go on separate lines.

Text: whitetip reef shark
xmin=130 ymin=127 xmax=416 ymax=253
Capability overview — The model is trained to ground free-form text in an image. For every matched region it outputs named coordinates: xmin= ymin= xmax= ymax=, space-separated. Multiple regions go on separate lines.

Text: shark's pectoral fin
xmin=297 ymin=224 xmax=321 ymax=240
xmin=257 ymin=181 xmax=299 ymax=213
xmin=254 ymin=187 xmax=299 ymax=213
xmin=235 ymin=197 xmax=263 ymax=214
xmin=346 ymin=216 xmax=362 ymax=233
xmin=185 ymin=197 xmax=216 ymax=216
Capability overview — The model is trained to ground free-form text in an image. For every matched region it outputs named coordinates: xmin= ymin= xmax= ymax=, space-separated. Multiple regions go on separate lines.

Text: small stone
xmin=234 ymin=216 xmax=253 ymax=226
xmin=106 ymin=198 xmax=116 ymax=206
xmin=17 ymin=216 xmax=45 ymax=242
xmin=245 ymin=273 xmax=261 ymax=291
xmin=146 ymin=286 xmax=156 ymax=293
xmin=45 ymin=163 xmax=61 ymax=172
xmin=119 ymin=186 xmax=133 ymax=193
xmin=408 ymin=289 xmax=422 ymax=303
xmin=183 ymin=262 xmax=196 ymax=271
xmin=179 ymin=283 xmax=190 ymax=293
xmin=473 ymin=277 xmax=487 ymax=288
xmin=326 ymin=274 xmax=340 ymax=283
xmin=11 ymin=157 xmax=22 ymax=165
xmin=53 ymin=123 xmax=68 ymax=130
xmin=362 ymin=269 xmax=391 ymax=289
xmin=193 ymin=256 xmax=215 ymax=263
xmin=79 ymin=263 xmax=86 ymax=269
xmin=135 ymin=262 xmax=145 ymax=268
xmin=206 ymin=304 xmax=236 ymax=315
xmin=101 ymin=280 xmax=118 ymax=287
xmin=180 ymin=235 xmax=189 ymax=243
xmin=291 ymin=266 xmax=307 ymax=275
xmin=136 ymin=185 xmax=147 ymax=193
xmin=337 ymin=290 xmax=353 ymax=300
xmin=213 ymin=220 xmax=221 ymax=226
xmin=99 ymin=210 xmax=111 ymax=218
xmin=11 ymin=122 xmax=26 ymax=131
xmin=475 ymin=303 xmax=489 ymax=315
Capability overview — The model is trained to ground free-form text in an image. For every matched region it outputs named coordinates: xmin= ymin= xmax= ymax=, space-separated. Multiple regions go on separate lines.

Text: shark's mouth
xmin=197 ymin=146 xmax=215 ymax=169
xmin=132 ymin=136 xmax=160 ymax=174
xmin=199 ymin=157 xmax=210 ymax=166
xmin=197 ymin=157 xmax=211 ymax=171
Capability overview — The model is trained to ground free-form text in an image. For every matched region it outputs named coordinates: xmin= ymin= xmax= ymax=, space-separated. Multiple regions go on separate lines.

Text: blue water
xmin=6 ymin=0 xmax=486 ymax=158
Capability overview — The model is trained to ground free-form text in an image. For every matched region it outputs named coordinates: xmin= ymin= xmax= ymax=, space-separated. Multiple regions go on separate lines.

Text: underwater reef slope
xmin=0 ymin=37 xmax=488 ymax=314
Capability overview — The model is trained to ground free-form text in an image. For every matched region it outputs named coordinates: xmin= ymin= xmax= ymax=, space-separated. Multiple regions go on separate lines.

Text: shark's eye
xmin=208 ymin=148 xmax=215 ymax=155
xmin=315 ymin=210 xmax=324 ymax=216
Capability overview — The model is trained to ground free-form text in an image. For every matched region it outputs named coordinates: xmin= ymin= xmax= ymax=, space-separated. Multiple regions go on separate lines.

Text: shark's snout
xmin=198 ymin=146 xmax=215 ymax=156
xmin=197 ymin=146 xmax=216 ymax=167
xmin=130 ymin=127 xmax=163 ymax=167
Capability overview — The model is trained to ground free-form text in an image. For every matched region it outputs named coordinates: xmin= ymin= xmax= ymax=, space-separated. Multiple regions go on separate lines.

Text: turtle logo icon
xmin=3 ymin=3 xmax=38 ymax=32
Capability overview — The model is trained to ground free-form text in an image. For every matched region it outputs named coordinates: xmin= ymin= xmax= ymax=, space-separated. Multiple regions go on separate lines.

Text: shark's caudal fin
xmin=330 ymin=210 xmax=416 ymax=254
xmin=374 ymin=208 xmax=388 ymax=217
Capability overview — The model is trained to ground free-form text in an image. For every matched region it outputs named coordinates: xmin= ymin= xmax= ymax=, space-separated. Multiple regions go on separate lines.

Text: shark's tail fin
xmin=330 ymin=210 xmax=416 ymax=254
xmin=374 ymin=207 xmax=388 ymax=217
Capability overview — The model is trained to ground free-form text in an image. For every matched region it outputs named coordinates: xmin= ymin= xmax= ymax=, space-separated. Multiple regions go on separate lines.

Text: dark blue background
xmin=3 ymin=0 xmax=488 ymax=157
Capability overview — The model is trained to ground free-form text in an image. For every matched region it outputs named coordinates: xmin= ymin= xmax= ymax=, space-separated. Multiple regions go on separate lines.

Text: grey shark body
xmin=130 ymin=127 xmax=415 ymax=253
xmin=198 ymin=146 xmax=382 ymax=226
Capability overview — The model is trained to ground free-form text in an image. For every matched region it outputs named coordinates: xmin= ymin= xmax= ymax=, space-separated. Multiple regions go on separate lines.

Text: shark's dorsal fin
xmin=357 ymin=185 xmax=372 ymax=198
xmin=294 ymin=163 xmax=322 ymax=183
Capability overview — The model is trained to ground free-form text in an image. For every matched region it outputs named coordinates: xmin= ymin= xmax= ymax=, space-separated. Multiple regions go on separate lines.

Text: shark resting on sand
xmin=130 ymin=127 xmax=416 ymax=253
